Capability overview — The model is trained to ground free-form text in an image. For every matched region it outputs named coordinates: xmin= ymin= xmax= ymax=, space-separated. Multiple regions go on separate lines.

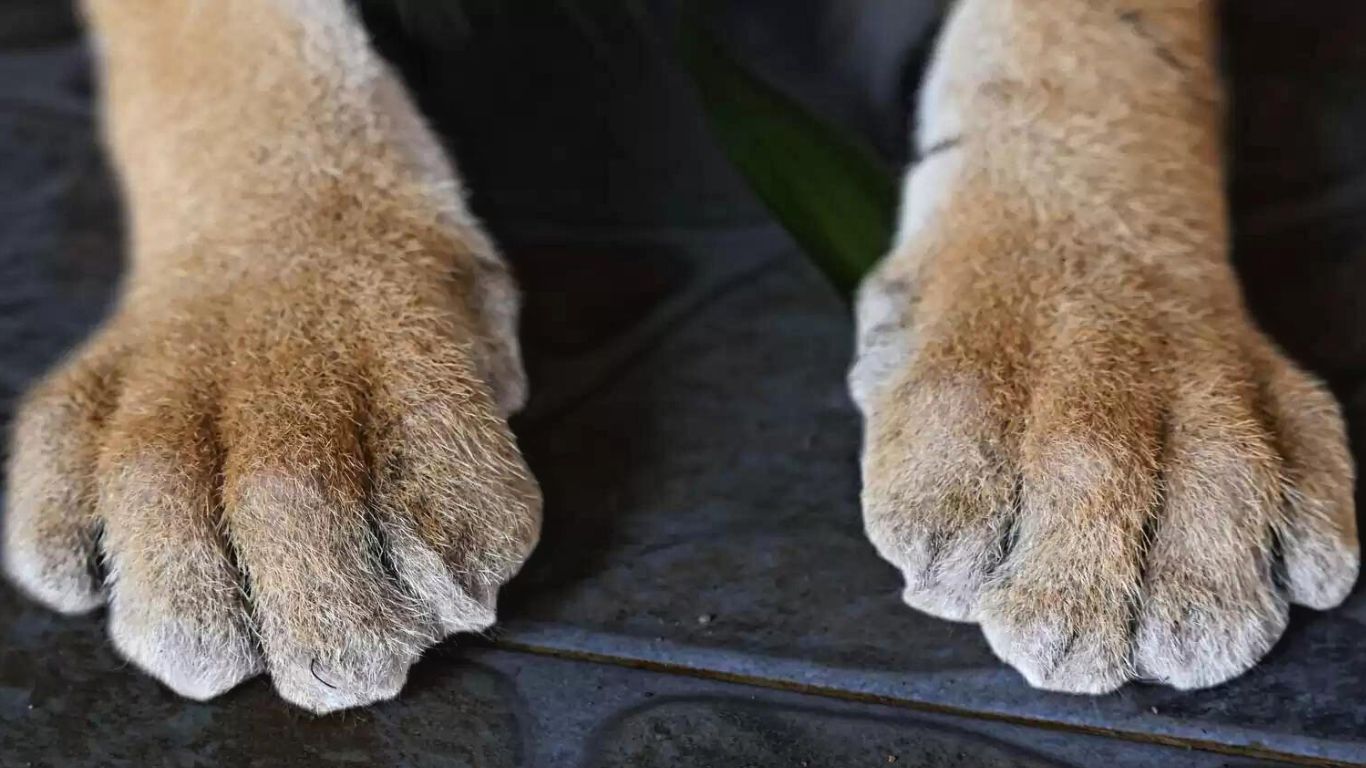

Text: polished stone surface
xmin=0 ymin=624 xmax=1298 ymax=768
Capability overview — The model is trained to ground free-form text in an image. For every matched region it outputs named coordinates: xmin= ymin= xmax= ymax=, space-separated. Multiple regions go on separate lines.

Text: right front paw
xmin=4 ymin=286 xmax=540 ymax=713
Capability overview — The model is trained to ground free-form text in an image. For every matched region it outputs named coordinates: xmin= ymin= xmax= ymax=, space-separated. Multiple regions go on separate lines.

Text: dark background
xmin=1 ymin=1 xmax=1364 ymax=765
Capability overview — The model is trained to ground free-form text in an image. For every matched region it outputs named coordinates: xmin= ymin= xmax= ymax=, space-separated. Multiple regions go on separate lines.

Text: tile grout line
xmin=491 ymin=639 xmax=1362 ymax=768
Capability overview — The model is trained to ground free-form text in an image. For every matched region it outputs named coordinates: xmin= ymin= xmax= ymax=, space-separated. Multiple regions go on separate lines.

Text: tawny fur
xmin=1 ymin=0 xmax=1359 ymax=713
xmin=2 ymin=0 xmax=540 ymax=713
xmin=851 ymin=0 xmax=1358 ymax=693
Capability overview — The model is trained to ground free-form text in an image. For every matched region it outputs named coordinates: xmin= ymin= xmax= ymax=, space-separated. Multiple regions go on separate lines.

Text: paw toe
xmin=859 ymin=368 xmax=1021 ymax=625
xmin=1132 ymin=586 xmax=1288 ymax=690
xmin=1283 ymin=544 xmax=1359 ymax=611
xmin=272 ymin=646 xmax=414 ymax=714
xmin=900 ymin=582 xmax=978 ymax=623
xmin=2 ymin=542 xmax=103 ymax=615
xmin=110 ymin=613 xmax=262 ymax=701
xmin=889 ymin=523 xmax=1004 ymax=623
xmin=981 ymin=611 xmax=1128 ymax=695
xmin=4 ymin=359 xmax=117 ymax=615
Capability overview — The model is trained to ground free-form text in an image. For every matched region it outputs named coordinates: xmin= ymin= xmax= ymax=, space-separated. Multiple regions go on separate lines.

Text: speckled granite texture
xmin=2 ymin=1 xmax=1365 ymax=765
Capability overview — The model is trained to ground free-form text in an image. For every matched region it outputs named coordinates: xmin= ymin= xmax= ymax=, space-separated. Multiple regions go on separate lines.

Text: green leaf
xmin=680 ymin=16 xmax=897 ymax=297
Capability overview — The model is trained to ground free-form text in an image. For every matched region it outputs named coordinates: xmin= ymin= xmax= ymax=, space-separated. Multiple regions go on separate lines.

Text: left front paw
xmin=850 ymin=254 xmax=1359 ymax=694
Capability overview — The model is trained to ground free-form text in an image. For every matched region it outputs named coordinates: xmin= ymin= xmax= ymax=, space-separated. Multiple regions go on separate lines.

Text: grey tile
xmin=487 ymin=650 xmax=1292 ymax=768
xmin=0 ymin=47 xmax=121 ymax=427
xmin=0 ymin=600 xmax=1294 ymax=768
